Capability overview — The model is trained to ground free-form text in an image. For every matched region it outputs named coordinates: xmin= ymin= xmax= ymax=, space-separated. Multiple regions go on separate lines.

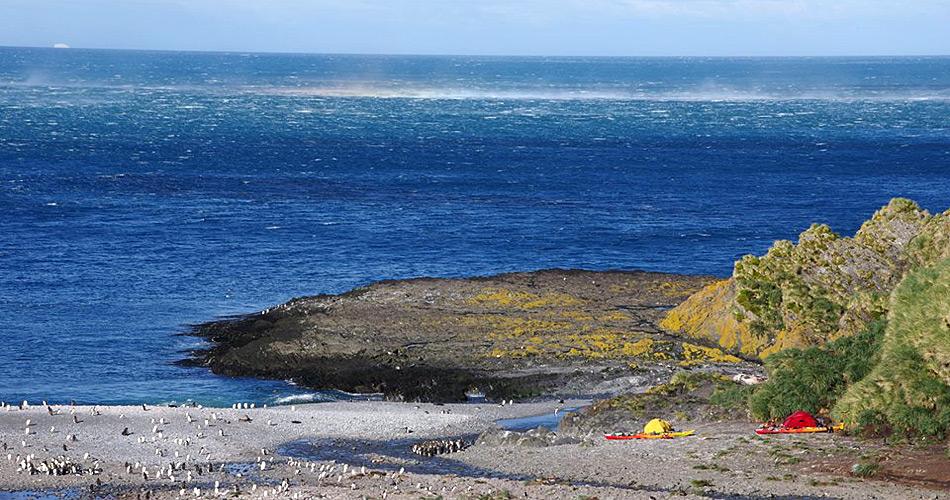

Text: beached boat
xmin=605 ymin=430 xmax=695 ymax=440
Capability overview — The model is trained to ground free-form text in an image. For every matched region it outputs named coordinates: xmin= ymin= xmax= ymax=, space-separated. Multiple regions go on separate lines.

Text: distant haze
xmin=0 ymin=0 xmax=948 ymax=56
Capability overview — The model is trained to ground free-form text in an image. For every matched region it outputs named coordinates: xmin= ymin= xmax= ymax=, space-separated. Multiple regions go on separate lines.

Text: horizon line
xmin=2 ymin=44 xmax=949 ymax=59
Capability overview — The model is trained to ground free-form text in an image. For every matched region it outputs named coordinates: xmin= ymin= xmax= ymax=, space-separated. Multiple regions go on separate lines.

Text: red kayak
xmin=605 ymin=430 xmax=695 ymax=440
xmin=755 ymin=423 xmax=844 ymax=435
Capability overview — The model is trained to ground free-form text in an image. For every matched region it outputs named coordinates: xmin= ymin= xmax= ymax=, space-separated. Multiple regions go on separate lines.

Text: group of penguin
xmin=410 ymin=438 xmax=471 ymax=457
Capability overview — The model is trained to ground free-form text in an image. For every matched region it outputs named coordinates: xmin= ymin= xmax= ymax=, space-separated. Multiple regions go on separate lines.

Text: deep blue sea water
xmin=1 ymin=48 xmax=948 ymax=406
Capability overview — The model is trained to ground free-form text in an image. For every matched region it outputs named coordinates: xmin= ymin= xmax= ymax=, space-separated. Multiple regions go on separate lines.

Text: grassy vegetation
xmin=709 ymin=381 xmax=755 ymax=412
xmin=850 ymin=462 xmax=880 ymax=478
xmin=767 ymin=445 xmax=803 ymax=465
xmin=733 ymin=198 xmax=926 ymax=355
xmin=834 ymin=258 xmax=950 ymax=438
xmin=661 ymin=198 xmax=940 ymax=358
xmin=748 ymin=321 xmax=885 ymax=420
xmin=904 ymin=209 xmax=950 ymax=268
xmin=656 ymin=199 xmax=950 ymax=438
xmin=741 ymin=258 xmax=949 ymax=437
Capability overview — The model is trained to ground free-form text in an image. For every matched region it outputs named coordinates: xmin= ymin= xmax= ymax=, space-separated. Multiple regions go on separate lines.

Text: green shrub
xmin=666 ymin=198 xmax=935 ymax=358
xmin=709 ymin=383 xmax=754 ymax=411
xmin=850 ymin=462 xmax=880 ymax=478
xmin=834 ymin=258 xmax=950 ymax=438
xmin=749 ymin=321 xmax=885 ymax=420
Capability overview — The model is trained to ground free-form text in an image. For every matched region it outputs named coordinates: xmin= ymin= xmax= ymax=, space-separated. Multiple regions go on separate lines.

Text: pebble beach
xmin=1 ymin=400 xmax=945 ymax=499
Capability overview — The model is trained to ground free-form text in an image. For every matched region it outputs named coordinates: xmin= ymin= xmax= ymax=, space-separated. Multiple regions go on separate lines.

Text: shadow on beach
xmin=277 ymin=436 xmax=837 ymax=500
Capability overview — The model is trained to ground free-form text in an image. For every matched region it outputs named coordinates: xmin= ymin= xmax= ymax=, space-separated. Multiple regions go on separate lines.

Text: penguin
xmin=121 ymin=427 xmax=132 ymax=436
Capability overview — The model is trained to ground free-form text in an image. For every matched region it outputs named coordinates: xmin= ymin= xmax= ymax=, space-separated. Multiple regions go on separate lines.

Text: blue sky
xmin=1 ymin=0 xmax=948 ymax=56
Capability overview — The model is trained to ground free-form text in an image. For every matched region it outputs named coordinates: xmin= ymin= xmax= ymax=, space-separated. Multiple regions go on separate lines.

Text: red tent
xmin=782 ymin=410 xmax=819 ymax=429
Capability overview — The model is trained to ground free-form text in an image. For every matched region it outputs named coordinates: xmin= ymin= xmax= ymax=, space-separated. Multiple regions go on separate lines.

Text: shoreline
xmin=1 ymin=400 xmax=945 ymax=499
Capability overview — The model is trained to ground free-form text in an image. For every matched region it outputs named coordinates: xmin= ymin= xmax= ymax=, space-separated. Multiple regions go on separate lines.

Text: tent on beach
xmin=643 ymin=418 xmax=674 ymax=435
xmin=781 ymin=410 xmax=819 ymax=429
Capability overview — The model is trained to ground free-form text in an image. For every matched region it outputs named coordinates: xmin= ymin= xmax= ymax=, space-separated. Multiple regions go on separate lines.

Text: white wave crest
xmin=242 ymin=84 xmax=950 ymax=102
xmin=271 ymin=393 xmax=339 ymax=405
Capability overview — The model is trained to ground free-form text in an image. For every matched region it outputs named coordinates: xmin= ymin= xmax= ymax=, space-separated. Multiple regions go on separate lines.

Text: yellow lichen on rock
xmin=649 ymin=280 xmax=703 ymax=299
xmin=679 ymin=342 xmax=742 ymax=366
xmin=620 ymin=338 xmax=655 ymax=357
xmin=562 ymin=330 xmax=644 ymax=359
xmin=660 ymin=279 xmax=758 ymax=357
xmin=464 ymin=315 xmax=570 ymax=338
xmin=598 ymin=310 xmax=629 ymax=322
xmin=560 ymin=310 xmax=595 ymax=321
xmin=468 ymin=288 xmax=583 ymax=310
xmin=488 ymin=328 xmax=674 ymax=362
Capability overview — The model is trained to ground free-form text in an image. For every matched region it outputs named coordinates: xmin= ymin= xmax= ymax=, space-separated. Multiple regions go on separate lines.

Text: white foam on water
xmin=240 ymin=84 xmax=950 ymax=103
xmin=271 ymin=393 xmax=337 ymax=405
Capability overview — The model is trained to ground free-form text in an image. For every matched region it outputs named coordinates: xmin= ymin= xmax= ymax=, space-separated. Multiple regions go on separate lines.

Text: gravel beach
xmin=1 ymin=400 xmax=945 ymax=499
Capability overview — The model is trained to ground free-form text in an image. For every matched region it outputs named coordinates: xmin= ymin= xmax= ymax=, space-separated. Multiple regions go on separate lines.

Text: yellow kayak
xmin=605 ymin=430 xmax=696 ymax=440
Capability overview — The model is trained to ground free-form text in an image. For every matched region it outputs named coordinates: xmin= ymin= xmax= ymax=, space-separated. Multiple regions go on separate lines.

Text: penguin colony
xmin=0 ymin=398 xmax=540 ymax=498
xmin=17 ymin=455 xmax=100 ymax=476
xmin=410 ymin=438 xmax=470 ymax=457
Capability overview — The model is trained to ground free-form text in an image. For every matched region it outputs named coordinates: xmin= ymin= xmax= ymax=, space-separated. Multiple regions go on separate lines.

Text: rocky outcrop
xmin=661 ymin=199 xmax=948 ymax=359
xmin=558 ymin=370 xmax=756 ymax=437
xmin=185 ymin=269 xmax=756 ymax=401
xmin=476 ymin=427 xmax=580 ymax=447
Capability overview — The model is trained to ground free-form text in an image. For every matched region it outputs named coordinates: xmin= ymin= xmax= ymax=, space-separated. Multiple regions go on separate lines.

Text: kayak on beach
xmin=755 ymin=423 xmax=845 ymax=435
xmin=605 ymin=430 xmax=696 ymax=440
xmin=755 ymin=410 xmax=845 ymax=435
xmin=605 ymin=418 xmax=695 ymax=440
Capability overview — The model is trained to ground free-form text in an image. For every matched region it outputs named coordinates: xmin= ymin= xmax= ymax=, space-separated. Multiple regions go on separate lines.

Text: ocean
xmin=1 ymin=48 xmax=948 ymax=406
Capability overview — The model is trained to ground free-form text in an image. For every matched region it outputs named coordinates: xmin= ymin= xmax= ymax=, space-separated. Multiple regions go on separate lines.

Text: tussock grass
xmin=748 ymin=321 xmax=884 ymax=420
xmin=834 ymin=258 xmax=950 ymax=438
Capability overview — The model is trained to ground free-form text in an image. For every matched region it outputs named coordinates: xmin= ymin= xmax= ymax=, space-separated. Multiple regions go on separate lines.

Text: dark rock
xmin=476 ymin=426 xmax=580 ymax=447
xmin=184 ymin=269 xmax=742 ymax=402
